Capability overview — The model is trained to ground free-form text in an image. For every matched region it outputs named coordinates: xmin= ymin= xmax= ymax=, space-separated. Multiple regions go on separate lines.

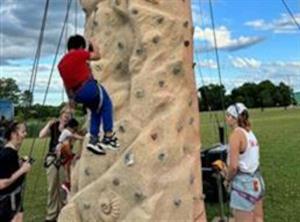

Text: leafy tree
xmin=198 ymin=84 xmax=226 ymax=111
xmin=20 ymin=90 xmax=33 ymax=107
xmin=0 ymin=78 xmax=20 ymax=104
xmin=257 ymin=80 xmax=276 ymax=109
xmin=276 ymin=82 xmax=295 ymax=108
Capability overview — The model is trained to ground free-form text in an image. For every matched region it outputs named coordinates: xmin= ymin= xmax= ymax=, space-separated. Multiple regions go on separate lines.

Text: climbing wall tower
xmin=58 ymin=0 xmax=206 ymax=221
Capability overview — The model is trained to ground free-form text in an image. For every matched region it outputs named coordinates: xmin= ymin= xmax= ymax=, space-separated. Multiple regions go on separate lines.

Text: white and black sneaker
xmin=87 ymin=136 xmax=106 ymax=155
xmin=99 ymin=133 xmax=120 ymax=151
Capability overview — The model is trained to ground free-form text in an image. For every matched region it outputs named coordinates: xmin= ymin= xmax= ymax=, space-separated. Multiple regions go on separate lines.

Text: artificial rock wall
xmin=58 ymin=0 xmax=206 ymax=221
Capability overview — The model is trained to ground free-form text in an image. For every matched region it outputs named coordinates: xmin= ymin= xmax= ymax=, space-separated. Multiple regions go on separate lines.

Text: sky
xmin=0 ymin=0 xmax=299 ymax=105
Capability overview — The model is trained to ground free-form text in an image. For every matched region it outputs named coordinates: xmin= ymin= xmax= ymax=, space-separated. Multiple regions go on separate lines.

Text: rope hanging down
xmin=208 ymin=0 xmax=228 ymax=143
xmin=208 ymin=1 xmax=226 ymax=111
xmin=24 ymin=0 xmax=74 ymax=210
xmin=27 ymin=0 xmax=73 ymax=163
xmin=42 ymin=0 xmax=73 ymax=106
xmin=28 ymin=0 xmax=50 ymax=103
xmin=281 ymin=0 xmax=300 ymax=31
xmin=74 ymin=0 xmax=78 ymax=34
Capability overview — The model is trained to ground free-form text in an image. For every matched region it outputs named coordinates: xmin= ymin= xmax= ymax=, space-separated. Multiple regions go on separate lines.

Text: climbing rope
xmin=28 ymin=0 xmax=73 ymax=179
xmin=42 ymin=0 xmax=73 ymax=106
xmin=281 ymin=0 xmax=300 ymax=31
xmin=208 ymin=0 xmax=228 ymax=143
xmin=28 ymin=0 xmax=50 ymax=104
xmin=74 ymin=0 xmax=78 ymax=34
xmin=23 ymin=0 xmax=74 ymax=212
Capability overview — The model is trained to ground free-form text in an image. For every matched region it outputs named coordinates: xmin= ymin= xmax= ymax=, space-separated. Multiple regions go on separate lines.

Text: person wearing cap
xmin=225 ymin=103 xmax=265 ymax=222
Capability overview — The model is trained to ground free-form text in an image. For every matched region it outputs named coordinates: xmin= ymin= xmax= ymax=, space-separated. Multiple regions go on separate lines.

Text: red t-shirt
xmin=58 ymin=49 xmax=91 ymax=89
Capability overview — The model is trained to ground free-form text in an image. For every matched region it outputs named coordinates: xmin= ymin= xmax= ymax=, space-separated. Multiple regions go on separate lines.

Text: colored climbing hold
xmin=183 ymin=21 xmax=189 ymax=28
xmin=174 ymin=198 xmax=182 ymax=207
xmin=135 ymin=89 xmax=145 ymax=98
xmin=124 ymin=152 xmax=135 ymax=166
xmin=113 ymin=178 xmax=120 ymax=186
xmin=119 ymin=125 xmax=126 ymax=133
xmin=83 ymin=202 xmax=91 ymax=210
xmin=190 ymin=174 xmax=195 ymax=185
xmin=95 ymin=64 xmax=102 ymax=71
xmin=158 ymin=80 xmax=165 ymax=87
xmin=188 ymin=98 xmax=193 ymax=107
xmin=189 ymin=117 xmax=194 ymax=125
xmin=132 ymin=9 xmax=139 ymax=15
xmin=193 ymin=62 xmax=196 ymax=69
xmin=116 ymin=62 xmax=122 ymax=70
xmin=134 ymin=191 xmax=146 ymax=202
xmin=152 ymin=36 xmax=160 ymax=44
xmin=117 ymin=42 xmax=124 ymax=49
xmin=176 ymin=123 xmax=183 ymax=133
xmin=84 ymin=168 xmax=90 ymax=176
xmin=93 ymin=20 xmax=98 ymax=26
xmin=136 ymin=48 xmax=144 ymax=55
xmin=172 ymin=62 xmax=183 ymax=76
xmin=184 ymin=40 xmax=190 ymax=47
xmin=156 ymin=16 xmax=164 ymax=24
xmin=151 ymin=133 xmax=158 ymax=141
xmin=158 ymin=152 xmax=165 ymax=161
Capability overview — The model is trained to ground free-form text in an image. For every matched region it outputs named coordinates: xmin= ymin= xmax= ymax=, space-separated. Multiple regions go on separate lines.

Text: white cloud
xmin=0 ymin=63 xmax=65 ymax=103
xmin=194 ymin=26 xmax=264 ymax=52
xmin=198 ymin=59 xmax=217 ymax=69
xmin=195 ymin=57 xmax=300 ymax=92
xmin=238 ymin=59 xmax=300 ymax=90
xmin=244 ymin=19 xmax=266 ymax=29
xmin=0 ymin=0 xmax=85 ymax=62
xmin=245 ymin=13 xmax=300 ymax=34
xmin=230 ymin=57 xmax=262 ymax=69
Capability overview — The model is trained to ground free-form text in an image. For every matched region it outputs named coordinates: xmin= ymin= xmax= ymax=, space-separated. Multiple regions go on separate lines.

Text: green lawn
xmin=19 ymin=107 xmax=300 ymax=221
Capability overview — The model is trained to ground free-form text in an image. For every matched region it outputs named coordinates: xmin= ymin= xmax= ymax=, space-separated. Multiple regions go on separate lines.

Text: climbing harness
xmin=0 ymin=184 xmax=23 ymax=213
xmin=231 ymin=169 xmax=265 ymax=205
xmin=44 ymin=153 xmax=61 ymax=169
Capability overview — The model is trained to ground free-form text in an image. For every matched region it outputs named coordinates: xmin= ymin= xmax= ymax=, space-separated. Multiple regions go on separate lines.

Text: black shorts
xmin=0 ymin=193 xmax=22 ymax=222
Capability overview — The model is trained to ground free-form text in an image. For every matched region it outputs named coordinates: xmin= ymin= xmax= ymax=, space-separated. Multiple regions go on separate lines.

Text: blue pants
xmin=74 ymin=79 xmax=113 ymax=137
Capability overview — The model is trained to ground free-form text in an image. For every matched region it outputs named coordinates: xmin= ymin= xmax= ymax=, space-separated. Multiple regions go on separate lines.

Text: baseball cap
xmin=226 ymin=103 xmax=247 ymax=119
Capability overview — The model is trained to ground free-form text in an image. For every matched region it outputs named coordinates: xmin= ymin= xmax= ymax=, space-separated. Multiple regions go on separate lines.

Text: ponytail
xmin=237 ymin=110 xmax=251 ymax=129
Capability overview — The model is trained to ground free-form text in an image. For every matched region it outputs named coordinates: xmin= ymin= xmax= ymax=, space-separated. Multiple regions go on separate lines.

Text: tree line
xmin=0 ymin=78 xmax=33 ymax=106
xmin=0 ymin=78 xmax=85 ymax=120
xmin=198 ymin=80 xmax=297 ymax=111
xmin=0 ymin=78 xmax=297 ymax=118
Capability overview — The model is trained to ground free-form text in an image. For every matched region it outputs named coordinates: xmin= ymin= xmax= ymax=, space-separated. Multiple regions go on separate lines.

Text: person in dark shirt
xmin=0 ymin=115 xmax=7 ymax=148
xmin=0 ymin=121 xmax=32 ymax=222
xmin=39 ymin=106 xmax=72 ymax=222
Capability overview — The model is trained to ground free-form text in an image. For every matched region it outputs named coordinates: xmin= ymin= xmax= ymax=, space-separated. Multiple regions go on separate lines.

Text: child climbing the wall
xmin=58 ymin=34 xmax=120 ymax=155
xmin=56 ymin=118 xmax=83 ymax=193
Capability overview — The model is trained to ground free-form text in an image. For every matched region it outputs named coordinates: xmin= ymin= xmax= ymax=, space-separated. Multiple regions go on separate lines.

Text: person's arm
xmin=88 ymin=39 xmax=101 ymax=60
xmin=72 ymin=133 xmax=84 ymax=140
xmin=0 ymin=161 xmax=31 ymax=190
xmin=55 ymin=142 xmax=63 ymax=157
xmin=227 ymin=131 xmax=242 ymax=181
xmin=39 ymin=119 xmax=56 ymax=138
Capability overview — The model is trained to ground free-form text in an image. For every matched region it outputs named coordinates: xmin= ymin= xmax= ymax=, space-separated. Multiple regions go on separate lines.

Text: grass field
xmin=19 ymin=107 xmax=300 ymax=222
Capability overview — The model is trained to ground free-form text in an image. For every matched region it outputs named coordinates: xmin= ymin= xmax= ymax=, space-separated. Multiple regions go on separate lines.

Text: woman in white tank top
xmin=225 ymin=103 xmax=265 ymax=222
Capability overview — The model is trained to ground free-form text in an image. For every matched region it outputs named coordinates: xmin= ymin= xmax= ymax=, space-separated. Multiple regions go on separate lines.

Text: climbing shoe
xmin=99 ymin=133 xmax=120 ymax=151
xmin=87 ymin=135 xmax=106 ymax=155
